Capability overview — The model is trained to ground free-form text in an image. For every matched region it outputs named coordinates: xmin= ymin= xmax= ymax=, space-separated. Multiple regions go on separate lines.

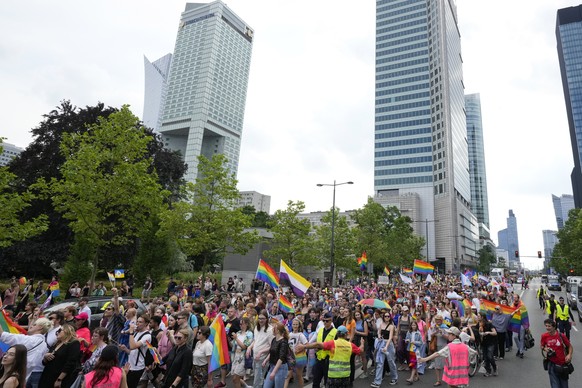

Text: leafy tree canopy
xmin=553 ymin=208 xmax=582 ymax=274
xmin=312 ymin=208 xmax=357 ymax=274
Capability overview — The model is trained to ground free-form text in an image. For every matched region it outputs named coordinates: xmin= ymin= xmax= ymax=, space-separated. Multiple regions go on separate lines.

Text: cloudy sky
xmin=1 ymin=0 xmax=577 ymax=270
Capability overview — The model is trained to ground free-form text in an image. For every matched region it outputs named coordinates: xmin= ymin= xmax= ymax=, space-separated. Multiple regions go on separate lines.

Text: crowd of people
xmin=0 ymin=272 xmax=575 ymax=388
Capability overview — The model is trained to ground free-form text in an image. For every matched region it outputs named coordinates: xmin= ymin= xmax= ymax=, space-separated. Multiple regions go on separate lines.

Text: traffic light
xmin=538 ymin=251 xmax=542 ymax=258
xmin=514 ymin=250 xmax=519 ymax=258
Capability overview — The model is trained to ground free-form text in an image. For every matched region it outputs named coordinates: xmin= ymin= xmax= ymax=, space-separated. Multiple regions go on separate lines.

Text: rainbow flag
xmin=0 ymin=310 xmax=27 ymax=334
xmin=413 ymin=259 xmax=434 ymax=275
xmin=279 ymin=260 xmax=311 ymax=297
xmin=295 ymin=350 xmax=307 ymax=367
xmin=256 ymin=259 xmax=279 ymax=289
xmin=48 ymin=281 xmax=60 ymax=297
xmin=358 ymin=251 xmax=368 ymax=270
xmin=403 ymin=268 xmax=413 ymax=276
xmin=18 ymin=277 xmax=27 ymax=286
xmin=145 ymin=341 xmax=162 ymax=364
xmin=384 ymin=266 xmax=390 ymax=276
xmin=107 ymin=272 xmax=116 ymax=283
xmin=394 ymin=289 xmax=400 ymax=299
xmin=480 ymin=300 xmax=514 ymax=318
xmin=278 ymin=295 xmax=294 ymax=313
xmin=208 ymin=314 xmax=230 ymax=373
xmin=451 ymin=299 xmax=472 ymax=317
xmin=508 ymin=304 xmax=530 ymax=332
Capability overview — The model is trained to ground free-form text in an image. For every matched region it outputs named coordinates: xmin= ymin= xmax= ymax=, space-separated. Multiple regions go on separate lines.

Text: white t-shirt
xmin=192 ymin=339 xmax=213 ymax=366
xmin=288 ymin=332 xmax=307 ymax=352
xmin=128 ymin=331 xmax=152 ymax=371
xmin=253 ymin=326 xmax=274 ymax=360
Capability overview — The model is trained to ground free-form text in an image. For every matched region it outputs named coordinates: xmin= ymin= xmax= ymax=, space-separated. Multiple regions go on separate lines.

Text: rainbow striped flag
xmin=256 ymin=259 xmax=279 ymax=289
xmin=384 ymin=266 xmax=390 ymax=276
xmin=279 ymin=260 xmax=311 ymax=297
xmin=358 ymin=252 xmax=368 ymax=270
xmin=508 ymin=304 xmax=530 ymax=332
xmin=208 ymin=314 xmax=230 ymax=373
xmin=48 ymin=281 xmax=60 ymax=297
xmin=480 ymin=300 xmax=514 ymax=318
xmin=145 ymin=341 xmax=162 ymax=364
xmin=0 ymin=310 xmax=27 ymax=334
xmin=403 ymin=268 xmax=413 ymax=276
xmin=278 ymin=295 xmax=294 ymax=313
xmin=451 ymin=299 xmax=472 ymax=317
xmin=413 ymin=259 xmax=434 ymax=275
xmin=18 ymin=277 xmax=27 ymax=286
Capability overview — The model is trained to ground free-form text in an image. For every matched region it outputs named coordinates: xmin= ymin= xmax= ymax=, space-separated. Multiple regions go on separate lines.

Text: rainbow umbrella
xmin=357 ymin=299 xmax=391 ymax=309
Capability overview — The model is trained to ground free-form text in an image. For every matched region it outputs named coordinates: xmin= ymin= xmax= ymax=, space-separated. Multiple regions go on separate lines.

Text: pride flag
xmin=107 ymin=272 xmax=116 ymax=283
xmin=384 ymin=266 xmax=391 ymax=276
xmin=145 ymin=341 xmax=162 ymax=364
xmin=357 ymin=252 xmax=368 ymax=270
xmin=48 ymin=281 xmax=60 ymax=297
xmin=413 ymin=259 xmax=434 ymax=275
xmin=279 ymin=260 xmax=312 ymax=297
xmin=480 ymin=300 xmax=514 ymax=318
xmin=508 ymin=304 xmax=530 ymax=332
xmin=208 ymin=314 xmax=230 ymax=373
xmin=278 ymin=295 xmax=294 ymax=313
xmin=18 ymin=277 xmax=27 ymax=286
xmin=255 ymin=259 xmax=279 ymax=289
xmin=451 ymin=299 xmax=472 ymax=316
xmin=0 ymin=310 xmax=27 ymax=334
xmin=403 ymin=268 xmax=413 ymax=276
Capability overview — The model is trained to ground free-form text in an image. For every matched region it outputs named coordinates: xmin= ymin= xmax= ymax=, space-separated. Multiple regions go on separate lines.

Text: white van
xmin=568 ymin=277 xmax=582 ymax=310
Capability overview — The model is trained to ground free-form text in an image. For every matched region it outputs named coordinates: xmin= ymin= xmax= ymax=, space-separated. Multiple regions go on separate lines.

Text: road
xmin=301 ymin=277 xmax=579 ymax=388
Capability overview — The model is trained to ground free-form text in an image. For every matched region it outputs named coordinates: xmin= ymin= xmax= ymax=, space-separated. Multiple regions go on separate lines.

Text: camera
xmin=546 ymin=348 xmax=556 ymax=358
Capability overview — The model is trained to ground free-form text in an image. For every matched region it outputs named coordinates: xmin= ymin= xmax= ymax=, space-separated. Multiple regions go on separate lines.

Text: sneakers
xmin=371 ymin=384 xmax=380 ymax=388
xmin=214 ymin=382 xmax=226 ymax=388
xmin=389 ymin=380 xmax=398 ymax=386
xmin=493 ymin=370 xmax=498 ymax=376
xmin=483 ymin=373 xmax=491 ymax=377
xmin=359 ymin=373 xmax=368 ymax=379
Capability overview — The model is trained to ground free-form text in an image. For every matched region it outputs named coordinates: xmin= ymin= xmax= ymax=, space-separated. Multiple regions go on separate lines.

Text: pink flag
xmin=354 ymin=286 xmax=366 ymax=297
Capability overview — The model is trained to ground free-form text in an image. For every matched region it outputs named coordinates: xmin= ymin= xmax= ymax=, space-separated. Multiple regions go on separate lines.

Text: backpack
xmin=524 ymin=329 xmax=535 ymax=349
xmin=135 ymin=331 xmax=155 ymax=367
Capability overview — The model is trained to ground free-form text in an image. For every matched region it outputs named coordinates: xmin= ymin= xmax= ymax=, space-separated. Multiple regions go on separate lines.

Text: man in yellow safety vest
xmin=555 ymin=296 xmax=576 ymax=339
xmin=297 ymin=325 xmax=364 ymax=388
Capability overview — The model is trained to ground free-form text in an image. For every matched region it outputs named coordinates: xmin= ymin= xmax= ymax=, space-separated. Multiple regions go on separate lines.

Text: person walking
xmin=308 ymin=312 xmax=337 ymax=388
xmin=161 ymin=328 xmax=192 ymax=388
xmin=296 ymin=325 xmax=364 ymax=388
xmin=247 ymin=310 xmax=274 ymax=388
xmin=262 ymin=323 xmax=289 ymax=388
xmin=371 ymin=311 xmax=398 ymax=387
xmin=418 ymin=327 xmax=476 ymax=388
xmin=404 ymin=320 xmax=423 ymax=385
xmin=546 ymin=294 xmax=557 ymax=321
xmin=537 ymin=286 xmax=546 ymax=309
xmin=555 ymin=297 xmax=576 ymax=340
xmin=39 ymin=324 xmax=82 ymax=388
xmin=191 ymin=326 xmax=213 ymax=388
xmin=83 ymin=345 xmax=127 ymax=388
xmin=119 ymin=316 xmax=151 ymax=388
xmin=541 ymin=319 xmax=573 ymax=388
xmin=478 ymin=313 xmax=497 ymax=377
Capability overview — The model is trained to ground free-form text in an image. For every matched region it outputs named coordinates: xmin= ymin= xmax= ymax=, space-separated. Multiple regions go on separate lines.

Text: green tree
xmin=477 ymin=245 xmax=497 ymax=273
xmin=312 ymin=208 xmax=357 ymax=274
xmin=45 ymin=105 xmax=169 ymax=287
xmin=241 ymin=205 xmax=271 ymax=228
xmin=159 ymin=154 xmax=259 ymax=273
xmin=0 ymin=139 xmax=48 ymax=248
xmin=351 ymin=197 xmax=424 ymax=272
xmin=133 ymin=217 xmax=175 ymax=284
xmin=266 ymin=200 xmax=315 ymax=267
xmin=553 ymin=208 xmax=582 ymax=274
xmin=61 ymin=235 xmax=95 ymax=288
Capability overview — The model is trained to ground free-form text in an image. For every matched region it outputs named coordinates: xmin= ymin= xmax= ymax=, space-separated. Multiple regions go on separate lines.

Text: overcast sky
xmin=0 ymin=0 xmax=577 ymax=271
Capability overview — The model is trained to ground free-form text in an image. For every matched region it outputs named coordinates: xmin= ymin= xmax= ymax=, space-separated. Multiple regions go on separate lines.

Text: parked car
xmin=547 ymin=275 xmax=562 ymax=291
xmin=43 ymin=296 xmax=147 ymax=329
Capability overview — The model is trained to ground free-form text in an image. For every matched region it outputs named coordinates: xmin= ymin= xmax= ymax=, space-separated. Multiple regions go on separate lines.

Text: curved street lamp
xmin=316 ymin=180 xmax=353 ymax=287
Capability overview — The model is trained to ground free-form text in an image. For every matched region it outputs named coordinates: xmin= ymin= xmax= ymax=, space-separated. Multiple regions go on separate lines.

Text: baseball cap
xmin=337 ymin=325 xmax=348 ymax=334
xmin=323 ymin=312 xmax=333 ymax=320
xmin=75 ymin=312 xmax=89 ymax=321
xmin=402 ymin=306 xmax=409 ymax=311
xmin=446 ymin=327 xmax=461 ymax=337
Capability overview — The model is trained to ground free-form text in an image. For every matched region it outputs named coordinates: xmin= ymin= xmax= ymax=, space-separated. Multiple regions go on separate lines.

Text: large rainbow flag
xmin=278 ymin=295 xmax=294 ymax=313
xmin=451 ymin=299 xmax=472 ymax=316
xmin=0 ymin=310 xmax=27 ymax=334
xmin=508 ymin=304 xmax=530 ymax=332
xmin=480 ymin=300 xmax=514 ymax=318
xmin=255 ymin=259 xmax=279 ymax=289
xmin=413 ymin=259 xmax=434 ymax=275
xmin=208 ymin=314 xmax=230 ymax=373
xmin=279 ymin=260 xmax=311 ymax=297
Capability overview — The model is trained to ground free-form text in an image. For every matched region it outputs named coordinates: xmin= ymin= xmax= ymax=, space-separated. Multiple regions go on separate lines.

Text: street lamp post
xmin=317 ymin=180 xmax=353 ymax=287
xmin=413 ymin=219 xmax=438 ymax=261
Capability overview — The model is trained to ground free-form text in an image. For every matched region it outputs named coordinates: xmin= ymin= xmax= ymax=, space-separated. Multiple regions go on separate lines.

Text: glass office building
xmin=552 ymin=193 xmax=575 ymax=230
xmin=143 ymin=53 xmax=172 ymax=132
xmin=466 ymin=93 xmax=490 ymax=244
xmin=374 ymin=0 xmax=477 ymax=272
xmin=154 ymin=1 xmax=253 ymax=181
xmin=557 ymin=5 xmax=582 ymax=208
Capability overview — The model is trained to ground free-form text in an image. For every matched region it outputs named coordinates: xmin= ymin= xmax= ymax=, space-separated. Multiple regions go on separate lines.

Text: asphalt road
xmin=301 ymin=277 xmax=579 ymax=388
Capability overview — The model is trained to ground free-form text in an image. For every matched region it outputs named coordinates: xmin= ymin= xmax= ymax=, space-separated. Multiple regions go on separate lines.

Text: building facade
xmin=465 ymin=93 xmax=491 ymax=247
xmin=542 ymin=229 xmax=558 ymax=272
xmin=552 ymin=193 xmax=575 ymax=230
xmin=497 ymin=209 xmax=520 ymax=266
xmin=151 ymin=1 xmax=253 ymax=182
xmin=374 ymin=0 xmax=478 ymax=273
xmin=0 ymin=142 xmax=23 ymax=166
xmin=557 ymin=5 xmax=582 ymax=208
xmin=237 ymin=191 xmax=271 ymax=214
xmin=143 ymin=53 xmax=173 ymax=132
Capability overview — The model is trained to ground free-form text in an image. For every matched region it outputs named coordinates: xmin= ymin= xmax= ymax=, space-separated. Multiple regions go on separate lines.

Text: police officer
xmin=296 ymin=325 xmax=364 ymax=388
xmin=308 ymin=312 xmax=337 ymax=388
xmin=537 ymin=286 xmax=546 ymax=309
xmin=555 ymin=296 xmax=576 ymax=339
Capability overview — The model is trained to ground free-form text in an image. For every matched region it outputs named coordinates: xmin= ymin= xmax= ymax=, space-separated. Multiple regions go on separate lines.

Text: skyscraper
xmin=374 ymin=0 xmax=478 ymax=273
xmin=0 ymin=142 xmax=23 ymax=166
xmin=542 ymin=230 xmax=558 ymax=272
xmin=148 ymin=1 xmax=254 ymax=182
xmin=552 ymin=193 xmax=575 ymax=230
xmin=557 ymin=5 xmax=582 ymax=208
xmin=466 ymin=93 xmax=490 ymax=246
xmin=143 ymin=53 xmax=172 ymax=132
xmin=497 ymin=210 xmax=520 ymax=267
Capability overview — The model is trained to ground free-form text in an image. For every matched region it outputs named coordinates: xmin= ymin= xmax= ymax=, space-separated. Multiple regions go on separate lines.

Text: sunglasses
xmin=175 ymin=336 xmax=184 ymax=340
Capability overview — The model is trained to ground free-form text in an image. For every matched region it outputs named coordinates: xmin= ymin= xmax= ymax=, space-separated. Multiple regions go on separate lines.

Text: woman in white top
xmin=191 ymin=326 xmax=213 ymax=388
xmin=247 ymin=310 xmax=274 ymax=388
xmin=284 ymin=319 xmax=307 ymax=388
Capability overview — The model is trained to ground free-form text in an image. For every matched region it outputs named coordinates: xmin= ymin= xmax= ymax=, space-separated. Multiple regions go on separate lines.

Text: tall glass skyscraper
xmin=466 ymin=93 xmax=490 ymax=245
xmin=374 ymin=0 xmax=478 ymax=272
xmin=552 ymin=193 xmax=575 ymax=230
xmin=147 ymin=1 xmax=253 ymax=182
xmin=557 ymin=5 xmax=582 ymax=208
xmin=143 ymin=53 xmax=172 ymax=132
xmin=497 ymin=209 xmax=520 ymax=267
